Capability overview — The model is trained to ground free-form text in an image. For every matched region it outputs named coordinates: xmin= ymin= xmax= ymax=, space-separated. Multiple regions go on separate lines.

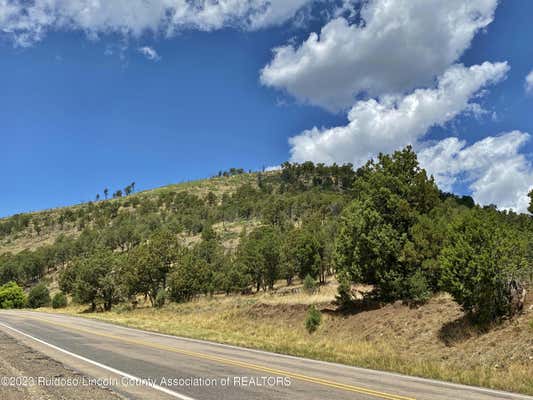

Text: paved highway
xmin=0 ymin=311 xmax=531 ymax=400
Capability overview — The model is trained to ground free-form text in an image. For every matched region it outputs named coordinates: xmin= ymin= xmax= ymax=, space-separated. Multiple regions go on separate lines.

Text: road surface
xmin=0 ymin=311 xmax=531 ymax=400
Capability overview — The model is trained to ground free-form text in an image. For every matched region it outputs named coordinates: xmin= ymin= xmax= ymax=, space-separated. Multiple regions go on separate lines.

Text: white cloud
xmin=419 ymin=131 xmax=533 ymax=213
xmin=261 ymin=0 xmax=498 ymax=110
xmin=264 ymin=165 xmax=281 ymax=172
xmin=0 ymin=0 xmax=313 ymax=46
xmin=138 ymin=46 xmax=160 ymax=61
xmin=289 ymin=62 xmax=509 ymax=166
xmin=525 ymin=69 xmax=533 ymax=93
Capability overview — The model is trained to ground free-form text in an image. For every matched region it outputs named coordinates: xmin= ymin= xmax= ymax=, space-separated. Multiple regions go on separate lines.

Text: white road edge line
xmin=0 ymin=321 xmax=196 ymax=400
xmin=4 ymin=311 xmax=533 ymax=400
xmin=24 ymin=311 xmax=532 ymax=400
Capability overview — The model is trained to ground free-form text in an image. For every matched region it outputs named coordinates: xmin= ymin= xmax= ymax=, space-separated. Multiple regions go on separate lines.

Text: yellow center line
xmin=15 ymin=313 xmax=416 ymax=400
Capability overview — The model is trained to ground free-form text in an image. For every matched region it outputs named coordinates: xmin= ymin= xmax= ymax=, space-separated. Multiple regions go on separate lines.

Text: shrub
xmin=52 ymin=292 xmax=68 ymax=309
xmin=0 ymin=281 xmax=26 ymax=309
xmin=335 ymin=271 xmax=353 ymax=307
xmin=439 ymin=210 xmax=528 ymax=323
xmin=28 ymin=283 xmax=51 ymax=308
xmin=305 ymin=305 xmax=322 ymax=333
xmin=405 ymin=270 xmax=431 ymax=304
xmin=155 ymin=288 xmax=167 ymax=308
xmin=303 ymin=274 xmax=317 ymax=294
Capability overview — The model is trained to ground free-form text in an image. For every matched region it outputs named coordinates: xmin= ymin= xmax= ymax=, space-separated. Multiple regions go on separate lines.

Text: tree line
xmin=0 ymin=147 xmax=531 ymax=323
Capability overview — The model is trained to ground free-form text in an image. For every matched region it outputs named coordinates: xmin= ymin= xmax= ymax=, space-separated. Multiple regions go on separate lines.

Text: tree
xmin=96 ymin=194 xmax=100 ymax=202
xmin=155 ymin=288 xmax=167 ymax=308
xmin=305 ymin=305 xmax=321 ymax=333
xmin=334 ymin=147 xmax=440 ymax=302
xmin=334 ymin=199 xmax=402 ymax=283
xmin=282 ymin=227 xmax=323 ymax=283
xmin=104 ymin=188 xmax=109 ymax=200
xmin=262 ymin=198 xmax=288 ymax=228
xmin=206 ymin=191 xmax=217 ymax=206
xmin=168 ymin=251 xmax=204 ymax=302
xmin=67 ymin=249 xmax=121 ymax=311
xmin=58 ymin=261 xmax=77 ymax=294
xmin=52 ymin=292 xmax=68 ymax=308
xmin=303 ymin=274 xmax=317 ymax=294
xmin=439 ymin=210 xmax=529 ymax=323
xmin=0 ymin=282 xmax=26 ymax=309
xmin=124 ymin=185 xmax=133 ymax=196
xmin=126 ymin=230 xmax=180 ymax=306
xmin=237 ymin=226 xmax=281 ymax=291
xmin=0 ymin=254 xmax=22 ymax=285
xmin=104 ymin=219 xmax=140 ymax=251
xmin=214 ymin=257 xmax=251 ymax=295
xmin=113 ymin=190 xmax=123 ymax=198
xmin=28 ymin=283 xmax=51 ymax=308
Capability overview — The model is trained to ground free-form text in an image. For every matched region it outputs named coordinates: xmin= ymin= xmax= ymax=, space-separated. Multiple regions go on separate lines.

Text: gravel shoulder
xmin=0 ymin=331 xmax=125 ymax=400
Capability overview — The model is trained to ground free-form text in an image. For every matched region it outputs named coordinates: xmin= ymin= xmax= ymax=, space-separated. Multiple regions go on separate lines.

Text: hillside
xmin=0 ymin=171 xmax=263 ymax=255
xmin=46 ymin=287 xmax=533 ymax=395
xmin=0 ymin=148 xmax=532 ymax=395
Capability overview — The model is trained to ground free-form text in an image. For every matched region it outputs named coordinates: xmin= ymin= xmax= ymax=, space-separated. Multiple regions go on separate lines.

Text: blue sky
xmin=1 ymin=0 xmax=532 ymax=217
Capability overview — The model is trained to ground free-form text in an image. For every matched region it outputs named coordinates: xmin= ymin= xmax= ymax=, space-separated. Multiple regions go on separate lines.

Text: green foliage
xmin=302 ymin=274 xmax=317 ymax=294
xmin=168 ymin=251 xmax=204 ymax=302
xmin=0 ymin=281 xmax=26 ymax=309
xmin=439 ymin=209 xmax=529 ymax=323
xmin=155 ymin=289 xmax=167 ymax=308
xmin=126 ymin=230 xmax=181 ymax=307
xmin=335 ymin=271 xmax=353 ymax=307
xmin=529 ymin=189 xmax=533 ymax=214
xmin=52 ymin=292 xmax=68 ymax=309
xmin=27 ymin=283 xmax=51 ymax=308
xmin=237 ymin=226 xmax=281 ymax=291
xmin=282 ymin=226 xmax=323 ymax=283
xmin=1 ymin=148 xmax=531 ymax=325
xmin=280 ymin=161 xmax=356 ymax=192
xmin=334 ymin=147 xmax=441 ymax=302
xmin=404 ymin=270 xmax=431 ymax=304
xmin=64 ymin=248 xmax=122 ymax=311
xmin=305 ymin=305 xmax=322 ymax=333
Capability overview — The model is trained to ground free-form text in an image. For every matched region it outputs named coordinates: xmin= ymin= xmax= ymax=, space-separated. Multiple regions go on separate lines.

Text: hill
xmin=0 ymin=147 xmax=532 ymax=395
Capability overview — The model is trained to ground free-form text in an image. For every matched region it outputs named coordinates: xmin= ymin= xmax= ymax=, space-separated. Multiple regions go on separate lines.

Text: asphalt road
xmin=0 ymin=311 xmax=531 ymax=400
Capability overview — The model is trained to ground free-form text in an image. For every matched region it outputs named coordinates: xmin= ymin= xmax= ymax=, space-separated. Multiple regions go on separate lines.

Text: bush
xmin=439 ymin=211 xmax=528 ymax=323
xmin=155 ymin=288 xmax=167 ymax=308
xmin=52 ymin=292 xmax=68 ymax=309
xmin=305 ymin=305 xmax=322 ymax=333
xmin=405 ymin=270 xmax=431 ymax=304
xmin=302 ymin=274 xmax=317 ymax=294
xmin=335 ymin=271 xmax=353 ymax=307
xmin=28 ymin=283 xmax=51 ymax=308
xmin=0 ymin=281 xmax=26 ymax=309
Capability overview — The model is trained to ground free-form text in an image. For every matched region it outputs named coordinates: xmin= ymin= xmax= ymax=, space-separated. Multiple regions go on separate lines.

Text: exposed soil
xmin=248 ymin=290 xmax=533 ymax=368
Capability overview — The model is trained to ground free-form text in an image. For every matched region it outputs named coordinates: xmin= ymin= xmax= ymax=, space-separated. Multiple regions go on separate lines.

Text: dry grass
xmin=0 ymin=172 xmax=267 ymax=256
xmin=0 ymin=227 xmax=80 ymax=254
xmin=44 ymin=289 xmax=533 ymax=396
xmin=180 ymin=219 xmax=263 ymax=251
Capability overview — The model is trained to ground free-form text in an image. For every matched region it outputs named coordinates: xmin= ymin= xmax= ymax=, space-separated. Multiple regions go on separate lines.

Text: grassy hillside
xmin=1 ymin=148 xmax=532 ymax=395
xmin=45 ymin=284 xmax=533 ymax=395
xmin=0 ymin=172 xmax=261 ymax=255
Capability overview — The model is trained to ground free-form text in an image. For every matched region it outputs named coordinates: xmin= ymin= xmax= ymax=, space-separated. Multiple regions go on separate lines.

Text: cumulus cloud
xmin=0 ymin=0 xmax=313 ymax=46
xmin=526 ymin=69 xmax=533 ymax=93
xmin=289 ymin=62 xmax=509 ymax=166
xmin=138 ymin=46 xmax=160 ymax=61
xmin=419 ymin=131 xmax=533 ymax=213
xmin=264 ymin=165 xmax=281 ymax=172
xmin=261 ymin=0 xmax=498 ymax=110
